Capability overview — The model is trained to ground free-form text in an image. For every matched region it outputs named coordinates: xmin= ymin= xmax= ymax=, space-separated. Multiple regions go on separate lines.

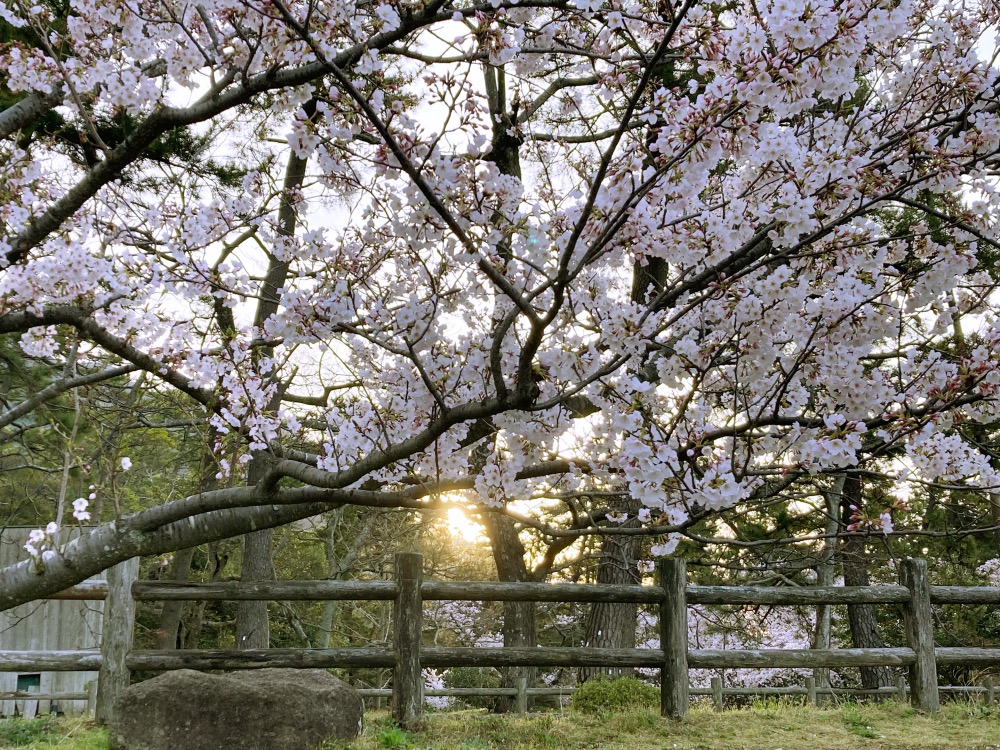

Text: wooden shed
xmin=0 ymin=527 xmax=103 ymax=717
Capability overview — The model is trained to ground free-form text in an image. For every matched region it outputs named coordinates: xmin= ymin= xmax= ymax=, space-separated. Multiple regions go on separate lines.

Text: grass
xmin=5 ymin=701 xmax=1000 ymax=750
xmin=0 ymin=717 xmax=105 ymax=749
xmin=323 ymin=701 xmax=1000 ymax=750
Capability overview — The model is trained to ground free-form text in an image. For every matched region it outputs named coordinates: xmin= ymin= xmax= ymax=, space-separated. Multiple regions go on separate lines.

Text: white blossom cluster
xmin=0 ymin=0 xmax=998 ymax=582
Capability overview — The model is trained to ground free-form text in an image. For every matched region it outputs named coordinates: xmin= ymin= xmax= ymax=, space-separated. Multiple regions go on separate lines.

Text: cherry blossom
xmin=0 ymin=0 xmax=998 ymax=606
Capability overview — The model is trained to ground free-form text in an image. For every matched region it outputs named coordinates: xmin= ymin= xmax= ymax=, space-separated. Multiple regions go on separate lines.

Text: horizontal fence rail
xmin=129 ymin=580 xmax=1000 ymax=606
xmin=131 ymin=581 xmax=399 ymax=602
xmin=0 ymin=692 xmax=90 ymax=700
xmin=355 ymin=680 xmax=999 ymax=709
xmin=934 ymin=648 xmax=1000 ymax=665
xmin=18 ymin=554 xmax=1000 ymax=727
xmin=0 ymin=651 xmax=103 ymax=671
xmin=928 ymin=588 xmax=1000 ymax=604
xmin=689 ymin=648 xmax=919 ymax=669
xmin=122 ymin=646 xmax=978 ymax=672
xmin=26 ymin=645 xmax=1000 ymax=674
xmin=44 ymin=581 xmax=109 ymax=600
xmin=357 ymin=687 xmax=577 ymax=698
xmin=688 ymin=585 xmax=912 ymax=605
xmin=126 ymin=649 xmax=395 ymax=671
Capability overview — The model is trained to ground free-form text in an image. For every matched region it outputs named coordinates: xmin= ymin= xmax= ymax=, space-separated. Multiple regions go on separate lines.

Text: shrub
xmin=444 ymin=667 xmax=502 ymax=710
xmin=570 ymin=677 xmax=659 ymax=714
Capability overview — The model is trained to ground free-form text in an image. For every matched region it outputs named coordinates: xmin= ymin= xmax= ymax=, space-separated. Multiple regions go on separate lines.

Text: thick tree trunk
xmin=235 ymin=452 xmax=277 ymax=650
xmin=580 ymin=500 xmax=641 ymax=683
xmin=236 ymin=527 xmax=273 ymax=649
xmin=577 ymin=227 xmax=666 ymax=684
xmin=157 ymin=435 xmax=221 ymax=649
xmin=235 ymin=452 xmax=279 ymax=650
xmin=483 ymin=512 xmax=536 ymax=713
xmin=319 ymin=511 xmax=343 ymax=649
xmin=233 ymin=118 xmax=312 ymax=651
xmin=840 ymin=472 xmax=893 ymax=690
xmin=155 ymin=546 xmax=195 ymax=649
xmin=476 ymin=62 xmax=536 ymax=712
xmin=183 ymin=542 xmax=229 ymax=649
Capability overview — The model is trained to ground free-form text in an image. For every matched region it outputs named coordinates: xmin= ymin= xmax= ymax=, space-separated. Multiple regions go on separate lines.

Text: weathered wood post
xmin=711 ymin=676 xmax=724 ymax=712
xmin=900 ymin=558 xmax=939 ymax=712
xmin=515 ymin=676 xmax=528 ymax=715
xmin=805 ymin=676 xmax=817 ymax=707
xmin=96 ymin=556 xmax=138 ymax=725
xmin=659 ymin=558 xmax=688 ymax=719
xmin=393 ymin=552 xmax=423 ymax=729
xmin=984 ymin=677 xmax=994 ymax=707
xmin=895 ymin=675 xmax=907 ymax=703
xmin=86 ymin=679 xmax=98 ymax=718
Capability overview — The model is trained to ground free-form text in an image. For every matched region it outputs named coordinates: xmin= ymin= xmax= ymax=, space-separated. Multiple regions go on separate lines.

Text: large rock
xmin=108 ymin=669 xmax=363 ymax=750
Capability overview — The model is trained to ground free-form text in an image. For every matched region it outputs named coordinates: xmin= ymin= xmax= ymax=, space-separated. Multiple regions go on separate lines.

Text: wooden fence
xmin=4 ymin=554 xmax=1000 ymax=727
xmin=354 ymin=677 xmax=1000 ymax=712
xmin=0 ymin=557 xmax=135 ymax=722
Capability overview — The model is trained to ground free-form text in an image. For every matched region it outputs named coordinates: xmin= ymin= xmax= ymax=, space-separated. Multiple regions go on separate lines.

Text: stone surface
xmin=108 ymin=668 xmax=363 ymax=750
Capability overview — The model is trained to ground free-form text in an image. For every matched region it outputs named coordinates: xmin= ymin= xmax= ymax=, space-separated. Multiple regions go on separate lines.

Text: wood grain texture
xmin=659 ymin=559 xmax=688 ymax=719
xmin=393 ymin=553 xmax=424 ymax=730
xmin=97 ymin=557 xmax=138 ymax=724
xmin=901 ymin=558 xmax=939 ymax=712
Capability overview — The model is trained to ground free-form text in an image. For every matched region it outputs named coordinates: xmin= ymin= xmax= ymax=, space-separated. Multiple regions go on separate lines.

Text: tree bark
xmin=577 ymin=219 xmax=666 ymax=684
xmin=235 ymin=527 xmax=274 ymax=649
xmin=483 ymin=512 xmax=536 ymax=712
xmin=319 ymin=510 xmax=343 ymax=649
xmin=183 ymin=542 xmax=230 ymax=649
xmin=157 ymin=432 xmax=223 ymax=649
xmin=233 ymin=106 xmax=314 ymax=650
xmin=155 ymin=546 xmax=196 ymax=649
xmin=580 ymin=499 xmax=641 ymax=682
xmin=477 ymin=61 xmax=536 ymax=712
xmin=840 ymin=472 xmax=893 ymax=690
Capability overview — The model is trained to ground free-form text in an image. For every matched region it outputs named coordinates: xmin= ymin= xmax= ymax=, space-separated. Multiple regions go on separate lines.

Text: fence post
xmin=711 ymin=677 xmax=723 ymax=712
xmin=515 ymin=676 xmax=528 ymax=715
xmin=900 ymin=558 xmax=939 ymax=712
xmin=985 ymin=677 xmax=994 ymax=707
xmin=96 ymin=557 xmax=138 ymax=725
xmin=86 ymin=679 xmax=98 ymax=718
xmin=805 ymin=676 xmax=817 ymax=707
xmin=393 ymin=552 xmax=423 ymax=730
xmin=659 ymin=558 xmax=688 ymax=719
xmin=895 ymin=675 xmax=907 ymax=703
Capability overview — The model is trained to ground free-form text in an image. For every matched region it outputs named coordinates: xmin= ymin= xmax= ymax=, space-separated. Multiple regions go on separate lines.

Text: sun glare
xmin=446 ymin=508 xmax=486 ymax=544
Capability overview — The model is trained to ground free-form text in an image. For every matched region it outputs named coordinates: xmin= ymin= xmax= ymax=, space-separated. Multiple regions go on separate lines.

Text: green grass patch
xmin=7 ymin=701 xmax=1000 ymax=750
xmin=0 ymin=717 xmax=105 ymax=749
xmin=0 ymin=718 xmax=57 ymax=748
xmin=324 ymin=701 xmax=1000 ymax=750
xmin=842 ymin=704 xmax=882 ymax=739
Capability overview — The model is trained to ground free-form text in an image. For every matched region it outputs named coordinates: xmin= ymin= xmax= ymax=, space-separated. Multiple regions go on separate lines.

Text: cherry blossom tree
xmin=1 ymin=0 xmax=999 ymax=616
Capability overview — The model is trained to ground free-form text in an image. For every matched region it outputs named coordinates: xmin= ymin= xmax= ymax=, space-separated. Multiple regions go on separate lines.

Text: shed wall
xmin=0 ymin=528 xmax=103 ymax=716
